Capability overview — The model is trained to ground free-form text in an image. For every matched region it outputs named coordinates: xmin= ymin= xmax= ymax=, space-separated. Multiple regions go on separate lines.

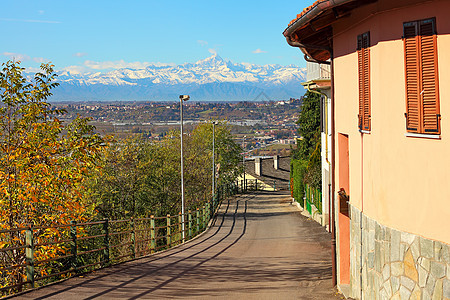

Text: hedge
xmin=290 ymin=159 xmax=308 ymax=206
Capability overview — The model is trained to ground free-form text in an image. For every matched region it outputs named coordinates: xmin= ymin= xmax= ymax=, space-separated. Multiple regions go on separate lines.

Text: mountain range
xmin=50 ymin=54 xmax=306 ymax=101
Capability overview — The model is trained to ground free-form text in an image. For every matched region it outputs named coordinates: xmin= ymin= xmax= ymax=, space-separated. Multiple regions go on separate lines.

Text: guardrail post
xmin=202 ymin=206 xmax=206 ymax=229
xmin=273 ymin=180 xmax=276 ymax=191
xmin=178 ymin=212 xmax=182 ymax=244
xmin=102 ymin=219 xmax=110 ymax=266
xmin=70 ymin=221 xmax=77 ymax=272
xmin=25 ymin=225 xmax=35 ymax=289
xmin=255 ymin=179 xmax=258 ymax=190
xmin=188 ymin=210 xmax=192 ymax=238
xmin=304 ymin=185 xmax=307 ymax=211
xmin=166 ymin=215 xmax=171 ymax=247
xmin=196 ymin=208 xmax=200 ymax=233
xmin=209 ymin=198 xmax=212 ymax=220
xmin=206 ymin=203 xmax=210 ymax=223
xmin=130 ymin=218 xmax=136 ymax=259
xmin=150 ymin=215 xmax=155 ymax=253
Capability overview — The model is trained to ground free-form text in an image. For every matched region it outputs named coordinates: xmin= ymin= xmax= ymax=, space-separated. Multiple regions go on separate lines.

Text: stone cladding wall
xmin=349 ymin=205 xmax=450 ymax=299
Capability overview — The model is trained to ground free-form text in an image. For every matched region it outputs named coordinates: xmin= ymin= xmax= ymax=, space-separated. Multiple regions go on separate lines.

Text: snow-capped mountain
xmin=51 ymin=54 xmax=306 ymax=101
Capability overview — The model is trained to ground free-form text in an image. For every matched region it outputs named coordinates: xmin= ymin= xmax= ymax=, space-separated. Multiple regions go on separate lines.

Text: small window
xmin=403 ymin=18 xmax=440 ymax=134
xmin=357 ymin=32 xmax=371 ymax=132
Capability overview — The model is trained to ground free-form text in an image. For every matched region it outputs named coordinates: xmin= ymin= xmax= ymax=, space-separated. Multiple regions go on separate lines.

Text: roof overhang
xmin=283 ymin=0 xmax=378 ymax=62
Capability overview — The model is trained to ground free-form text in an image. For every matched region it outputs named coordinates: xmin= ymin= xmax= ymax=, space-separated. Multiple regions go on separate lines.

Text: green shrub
xmin=290 ymin=159 xmax=308 ymax=206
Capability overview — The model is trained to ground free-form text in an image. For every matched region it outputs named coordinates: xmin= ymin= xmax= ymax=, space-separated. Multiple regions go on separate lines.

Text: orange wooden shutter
xmin=357 ymin=35 xmax=364 ymax=129
xmin=404 ymin=22 xmax=420 ymax=133
xmin=419 ymin=19 xmax=440 ymax=133
xmin=404 ymin=18 xmax=440 ymax=134
xmin=357 ymin=32 xmax=370 ymax=131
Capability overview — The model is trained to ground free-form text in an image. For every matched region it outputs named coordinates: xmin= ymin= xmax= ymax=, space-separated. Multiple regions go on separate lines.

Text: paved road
xmin=18 ymin=191 xmax=343 ymax=299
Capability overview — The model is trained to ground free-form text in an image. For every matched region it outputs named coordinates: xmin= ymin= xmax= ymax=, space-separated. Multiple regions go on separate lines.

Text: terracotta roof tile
xmin=287 ymin=0 xmax=328 ymax=27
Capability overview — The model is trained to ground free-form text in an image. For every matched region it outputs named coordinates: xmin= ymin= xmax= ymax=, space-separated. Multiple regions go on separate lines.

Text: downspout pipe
xmin=305 ymin=82 xmax=330 ymax=165
xmin=306 ymin=82 xmax=332 ymax=233
xmin=330 ymin=54 xmax=336 ymax=288
xmin=287 ymin=40 xmax=337 ymax=287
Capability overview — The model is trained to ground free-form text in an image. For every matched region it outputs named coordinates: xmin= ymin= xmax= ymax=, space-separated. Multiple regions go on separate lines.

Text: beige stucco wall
xmin=333 ymin=0 xmax=450 ymax=244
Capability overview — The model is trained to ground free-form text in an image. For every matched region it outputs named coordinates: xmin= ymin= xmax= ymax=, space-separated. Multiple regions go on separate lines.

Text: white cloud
xmin=252 ymin=49 xmax=267 ymax=54
xmin=0 ymin=18 xmax=60 ymax=24
xmin=208 ymin=48 xmax=217 ymax=55
xmin=53 ymin=59 xmax=177 ymax=75
xmin=33 ymin=57 xmax=47 ymax=63
xmin=83 ymin=60 xmax=174 ymax=70
xmin=197 ymin=40 xmax=208 ymax=46
xmin=55 ymin=60 xmax=176 ymax=74
xmin=73 ymin=52 xmax=88 ymax=57
xmin=38 ymin=10 xmax=45 ymax=15
xmin=1 ymin=52 xmax=48 ymax=64
xmin=25 ymin=66 xmax=43 ymax=73
xmin=61 ymin=65 xmax=89 ymax=75
xmin=2 ymin=52 xmax=31 ymax=61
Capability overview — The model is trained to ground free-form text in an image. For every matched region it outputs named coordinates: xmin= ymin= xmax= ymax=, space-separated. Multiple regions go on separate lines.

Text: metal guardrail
xmin=236 ymin=179 xmax=268 ymax=192
xmin=306 ymin=61 xmax=331 ymax=81
xmin=0 ymin=182 xmax=241 ymax=298
xmin=305 ymin=184 xmax=322 ymax=214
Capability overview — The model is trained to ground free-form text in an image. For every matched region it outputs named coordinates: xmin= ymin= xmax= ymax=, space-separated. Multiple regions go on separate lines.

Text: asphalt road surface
xmin=17 ymin=191 xmax=343 ymax=299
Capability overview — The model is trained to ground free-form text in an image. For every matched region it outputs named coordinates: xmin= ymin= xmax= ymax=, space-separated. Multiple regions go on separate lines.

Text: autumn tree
xmin=89 ymin=135 xmax=182 ymax=219
xmin=0 ymin=61 xmax=107 ymax=290
xmin=90 ymin=121 xmax=242 ymax=219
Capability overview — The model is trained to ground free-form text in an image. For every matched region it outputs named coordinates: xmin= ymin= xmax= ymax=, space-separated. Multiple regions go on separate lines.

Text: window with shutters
xmin=403 ymin=18 xmax=440 ymax=135
xmin=357 ymin=32 xmax=371 ymax=132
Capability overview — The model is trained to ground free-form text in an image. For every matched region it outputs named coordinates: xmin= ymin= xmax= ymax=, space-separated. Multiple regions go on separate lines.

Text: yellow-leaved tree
xmin=0 ymin=61 xmax=107 ymax=291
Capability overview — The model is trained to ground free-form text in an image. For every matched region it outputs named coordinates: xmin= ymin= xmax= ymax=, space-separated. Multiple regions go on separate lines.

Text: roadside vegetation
xmin=89 ymin=122 xmax=242 ymax=220
xmin=0 ymin=61 xmax=242 ymax=293
xmin=290 ymin=91 xmax=321 ymax=203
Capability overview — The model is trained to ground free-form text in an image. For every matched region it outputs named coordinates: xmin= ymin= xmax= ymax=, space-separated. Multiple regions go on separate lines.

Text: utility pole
xmin=179 ymin=95 xmax=189 ymax=243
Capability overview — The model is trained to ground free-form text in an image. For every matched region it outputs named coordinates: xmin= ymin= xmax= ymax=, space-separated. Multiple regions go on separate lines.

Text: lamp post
xmin=212 ymin=121 xmax=218 ymax=215
xmin=242 ymin=135 xmax=246 ymax=192
xmin=179 ymin=94 xmax=189 ymax=243
xmin=212 ymin=121 xmax=217 ymax=199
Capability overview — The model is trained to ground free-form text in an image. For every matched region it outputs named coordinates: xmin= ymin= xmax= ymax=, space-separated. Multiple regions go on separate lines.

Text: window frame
xmin=357 ymin=31 xmax=371 ymax=132
xmin=403 ymin=17 xmax=441 ymax=135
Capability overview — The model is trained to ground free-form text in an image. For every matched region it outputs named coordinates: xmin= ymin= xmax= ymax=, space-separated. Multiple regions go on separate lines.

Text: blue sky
xmin=1 ymin=0 xmax=313 ymax=74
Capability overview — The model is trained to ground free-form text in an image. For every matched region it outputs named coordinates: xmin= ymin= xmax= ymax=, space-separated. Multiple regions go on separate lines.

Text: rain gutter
xmin=283 ymin=0 xmax=357 ymax=38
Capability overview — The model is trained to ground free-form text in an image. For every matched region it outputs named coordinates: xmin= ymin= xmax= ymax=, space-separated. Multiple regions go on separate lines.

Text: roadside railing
xmin=0 ymin=182 xmax=239 ymax=298
xmin=305 ymin=184 xmax=322 ymax=214
xmin=236 ymin=179 xmax=267 ymax=192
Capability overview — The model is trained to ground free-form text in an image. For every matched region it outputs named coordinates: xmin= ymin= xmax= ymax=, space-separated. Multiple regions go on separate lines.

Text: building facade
xmin=302 ymin=62 xmax=332 ymax=229
xmin=284 ymin=0 xmax=450 ymax=299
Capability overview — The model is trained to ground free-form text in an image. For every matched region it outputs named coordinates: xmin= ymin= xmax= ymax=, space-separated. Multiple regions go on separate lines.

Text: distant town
xmin=53 ymin=98 xmax=303 ymax=157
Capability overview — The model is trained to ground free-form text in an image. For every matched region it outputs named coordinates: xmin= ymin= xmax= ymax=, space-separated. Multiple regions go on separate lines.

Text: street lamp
xmin=212 ymin=121 xmax=218 ymax=203
xmin=242 ymin=135 xmax=246 ymax=192
xmin=179 ymin=94 xmax=189 ymax=243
